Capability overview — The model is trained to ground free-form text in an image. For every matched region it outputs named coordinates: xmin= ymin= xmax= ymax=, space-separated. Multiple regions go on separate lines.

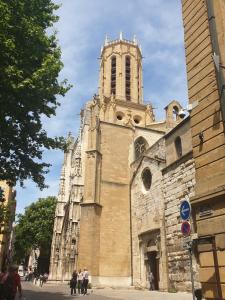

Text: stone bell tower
xmin=76 ymin=34 xmax=169 ymax=287
xmin=98 ymin=32 xmax=143 ymax=104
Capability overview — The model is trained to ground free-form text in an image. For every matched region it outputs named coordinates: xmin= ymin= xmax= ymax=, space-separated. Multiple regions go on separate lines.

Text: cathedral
xmin=49 ymin=34 xmax=191 ymax=289
xmin=50 ymin=0 xmax=225 ymax=297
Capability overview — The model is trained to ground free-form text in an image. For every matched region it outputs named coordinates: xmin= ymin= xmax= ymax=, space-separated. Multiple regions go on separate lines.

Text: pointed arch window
xmin=175 ymin=136 xmax=182 ymax=158
xmin=173 ymin=106 xmax=179 ymax=121
xmin=134 ymin=136 xmax=148 ymax=160
xmin=111 ymin=56 xmax=116 ymax=95
xmin=142 ymin=168 xmax=152 ymax=191
xmin=125 ymin=56 xmax=131 ymax=101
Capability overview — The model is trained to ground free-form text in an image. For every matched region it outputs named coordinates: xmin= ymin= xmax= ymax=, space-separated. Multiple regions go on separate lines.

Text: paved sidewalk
xmin=22 ymin=281 xmax=194 ymax=300
xmin=93 ymin=288 xmax=193 ymax=300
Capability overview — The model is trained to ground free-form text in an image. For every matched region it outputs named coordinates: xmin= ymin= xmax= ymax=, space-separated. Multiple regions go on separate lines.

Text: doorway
xmin=147 ymin=251 xmax=159 ymax=290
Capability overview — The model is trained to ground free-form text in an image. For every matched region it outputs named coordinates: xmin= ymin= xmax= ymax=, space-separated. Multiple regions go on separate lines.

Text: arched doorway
xmin=147 ymin=250 xmax=159 ymax=290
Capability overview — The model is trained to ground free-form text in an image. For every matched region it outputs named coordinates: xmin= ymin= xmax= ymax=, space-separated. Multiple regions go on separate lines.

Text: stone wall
xmin=163 ymin=155 xmax=199 ymax=291
xmin=131 ymin=138 xmax=168 ymax=291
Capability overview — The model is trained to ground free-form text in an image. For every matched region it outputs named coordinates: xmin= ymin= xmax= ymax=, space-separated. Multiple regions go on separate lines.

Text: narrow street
xmin=22 ymin=281 xmax=193 ymax=300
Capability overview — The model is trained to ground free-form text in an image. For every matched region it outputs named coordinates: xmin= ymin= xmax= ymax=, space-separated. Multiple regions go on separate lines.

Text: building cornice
xmin=80 ymin=202 xmax=102 ymax=208
xmin=190 ymin=185 xmax=225 ymax=205
xmin=86 ymin=149 xmax=102 ymax=157
xmin=162 ymin=151 xmax=193 ymax=174
xmin=115 ymin=99 xmax=146 ymax=110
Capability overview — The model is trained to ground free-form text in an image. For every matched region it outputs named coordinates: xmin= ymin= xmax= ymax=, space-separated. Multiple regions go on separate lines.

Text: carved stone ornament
xmin=74 ymin=158 xmax=82 ymax=177
xmin=145 ymin=104 xmax=155 ymax=122
xmin=124 ymin=110 xmax=134 ymax=127
xmin=87 ymin=151 xmax=96 ymax=159
xmin=110 ymin=93 xmax=117 ymax=109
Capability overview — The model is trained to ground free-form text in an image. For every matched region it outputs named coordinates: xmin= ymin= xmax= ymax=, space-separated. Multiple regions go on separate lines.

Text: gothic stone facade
xmin=49 ymin=35 xmax=184 ymax=286
xmin=131 ymin=117 xmax=200 ymax=292
xmin=131 ymin=138 xmax=168 ymax=290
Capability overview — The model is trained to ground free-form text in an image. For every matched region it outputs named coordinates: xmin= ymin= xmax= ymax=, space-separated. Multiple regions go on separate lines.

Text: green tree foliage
xmin=0 ymin=0 xmax=71 ymax=189
xmin=14 ymin=196 xmax=56 ymax=265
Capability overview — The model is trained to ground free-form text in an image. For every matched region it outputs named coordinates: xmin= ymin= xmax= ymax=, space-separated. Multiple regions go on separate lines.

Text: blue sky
xmin=16 ymin=0 xmax=188 ymax=213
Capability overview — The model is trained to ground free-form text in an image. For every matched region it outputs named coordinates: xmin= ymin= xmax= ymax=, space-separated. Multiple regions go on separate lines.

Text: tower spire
xmin=119 ymin=31 xmax=123 ymax=40
xmin=105 ymin=34 xmax=109 ymax=46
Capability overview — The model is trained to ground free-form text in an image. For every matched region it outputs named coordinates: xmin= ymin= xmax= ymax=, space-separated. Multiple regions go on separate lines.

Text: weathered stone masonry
xmin=163 ymin=154 xmax=198 ymax=292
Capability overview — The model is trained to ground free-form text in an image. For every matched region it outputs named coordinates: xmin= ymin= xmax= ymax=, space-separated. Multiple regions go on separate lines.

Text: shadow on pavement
xmin=23 ymin=286 xmax=117 ymax=300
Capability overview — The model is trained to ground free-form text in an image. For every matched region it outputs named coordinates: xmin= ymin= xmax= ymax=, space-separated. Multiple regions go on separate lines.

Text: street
xmin=22 ymin=282 xmax=194 ymax=300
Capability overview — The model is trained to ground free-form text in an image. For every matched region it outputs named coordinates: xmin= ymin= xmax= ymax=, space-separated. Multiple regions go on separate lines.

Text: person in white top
xmin=82 ymin=268 xmax=89 ymax=295
xmin=77 ymin=269 xmax=83 ymax=295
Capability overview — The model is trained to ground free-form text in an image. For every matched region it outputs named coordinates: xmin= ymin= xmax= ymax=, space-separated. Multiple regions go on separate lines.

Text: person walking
xmin=77 ymin=269 xmax=83 ymax=295
xmin=39 ymin=274 xmax=44 ymax=287
xmin=1 ymin=265 xmax=22 ymax=300
xmin=149 ymin=271 xmax=155 ymax=291
xmin=82 ymin=268 xmax=89 ymax=295
xmin=70 ymin=270 xmax=78 ymax=295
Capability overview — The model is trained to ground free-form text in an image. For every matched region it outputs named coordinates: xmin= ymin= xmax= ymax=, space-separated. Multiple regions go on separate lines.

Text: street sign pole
xmin=180 ymin=199 xmax=195 ymax=300
xmin=188 ymin=245 xmax=195 ymax=300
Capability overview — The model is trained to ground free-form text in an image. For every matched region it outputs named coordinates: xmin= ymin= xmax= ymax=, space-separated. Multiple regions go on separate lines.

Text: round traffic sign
xmin=181 ymin=221 xmax=191 ymax=236
xmin=180 ymin=200 xmax=191 ymax=220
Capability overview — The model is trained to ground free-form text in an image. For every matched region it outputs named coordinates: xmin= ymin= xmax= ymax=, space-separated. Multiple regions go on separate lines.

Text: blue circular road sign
xmin=180 ymin=200 xmax=191 ymax=220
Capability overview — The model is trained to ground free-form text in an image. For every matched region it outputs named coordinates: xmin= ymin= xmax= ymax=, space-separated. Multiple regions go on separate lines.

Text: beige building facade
xmin=182 ymin=1 xmax=225 ymax=299
xmin=49 ymin=35 xmax=184 ymax=286
xmin=0 ymin=181 xmax=16 ymax=269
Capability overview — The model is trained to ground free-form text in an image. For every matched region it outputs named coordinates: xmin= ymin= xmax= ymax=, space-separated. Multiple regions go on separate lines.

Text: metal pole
xmin=189 ymin=246 xmax=195 ymax=300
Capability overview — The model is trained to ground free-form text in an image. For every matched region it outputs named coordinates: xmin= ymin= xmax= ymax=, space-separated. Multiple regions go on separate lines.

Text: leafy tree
xmin=0 ymin=0 xmax=71 ymax=189
xmin=14 ymin=196 xmax=57 ymax=271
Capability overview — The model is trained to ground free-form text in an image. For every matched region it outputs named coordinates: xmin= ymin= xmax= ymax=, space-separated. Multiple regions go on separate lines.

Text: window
xmin=116 ymin=111 xmax=124 ymax=121
xmin=134 ymin=137 xmax=148 ymax=159
xmin=125 ymin=56 xmax=131 ymax=101
xmin=133 ymin=115 xmax=141 ymax=124
xmin=173 ymin=106 xmax=179 ymax=121
xmin=175 ymin=136 xmax=182 ymax=158
xmin=142 ymin=168 xmax=152 ymax=191
xmin=111 ymin=56 xmax=116 ymax=95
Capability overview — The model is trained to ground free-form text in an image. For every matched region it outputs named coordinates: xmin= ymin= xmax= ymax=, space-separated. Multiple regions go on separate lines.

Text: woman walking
xmin=70 ymin=270 xmax=78 ymax=295
xmin=77 ymin=269 xmax=83 ymax=295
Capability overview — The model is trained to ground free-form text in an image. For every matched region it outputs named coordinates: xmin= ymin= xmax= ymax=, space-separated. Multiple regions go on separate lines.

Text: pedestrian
xmin=1 ymin=265 xmax=22 ymax=300
xmin=33 ymin=269 xmax=38 ymax=285
xmin=24 ymin=270 xmax=29 ymax=281
xmin=70 ymin=270 xmax=78 ymax=295
xmin=82 ymin=268 xmax=89 ymax=295
xmin=149 ymin=271 xmax=155 ymax=291
xmin=43 ymin=272 xmax=48 ymax=283
xmin=39 ymin=274 xmax=44 ymax=287
xmin=77 ymin=269 xmax=83 ymax=294
xmin=195 ymin=289 xmax=202 ymax=300
xmin=28 ymin=266 xmax=33 ymax=281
